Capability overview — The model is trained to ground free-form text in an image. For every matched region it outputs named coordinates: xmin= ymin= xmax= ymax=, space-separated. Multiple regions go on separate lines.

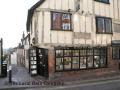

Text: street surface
xmin=1 ymin=65 xmax=120 ymax=90
xmin=2 ymin=78 xmax=120 ymax=90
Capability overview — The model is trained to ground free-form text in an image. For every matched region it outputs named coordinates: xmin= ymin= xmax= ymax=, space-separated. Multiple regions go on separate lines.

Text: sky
xmin=0 ymin=0 xmax=39 ymax=49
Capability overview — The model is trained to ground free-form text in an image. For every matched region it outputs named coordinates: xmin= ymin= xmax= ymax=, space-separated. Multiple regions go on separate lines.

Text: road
xmin=2 ymin=78 xmax=120 ymax=90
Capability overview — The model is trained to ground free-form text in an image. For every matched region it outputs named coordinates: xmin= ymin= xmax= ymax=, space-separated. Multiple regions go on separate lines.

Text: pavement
xmin=0 ymin=65 xmax=120 ymax=90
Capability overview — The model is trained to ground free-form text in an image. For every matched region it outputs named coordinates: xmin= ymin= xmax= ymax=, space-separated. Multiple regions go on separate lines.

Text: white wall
xmin=29 ymin=0 xmax=120 ymax=47
xmin=11 ymin=52 xmax=17 ymax=65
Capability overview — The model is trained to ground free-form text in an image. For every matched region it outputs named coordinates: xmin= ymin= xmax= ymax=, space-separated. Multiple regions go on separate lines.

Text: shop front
xmin=54 ymin=47 xmax=107 ymax=72
xmin=28 ymin=45 xmax=120 ymax=79
xmin=29 ymin=47 xmax=48 ymax=78
xmin=49 ymin=46 xmax=120 ymax=79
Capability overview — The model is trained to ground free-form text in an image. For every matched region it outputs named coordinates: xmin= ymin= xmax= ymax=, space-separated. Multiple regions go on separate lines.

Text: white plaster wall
xmin=29 ymin=0 xmax=120 ymax=47
xmin=11 ymin=52 xmax=17 ymax=65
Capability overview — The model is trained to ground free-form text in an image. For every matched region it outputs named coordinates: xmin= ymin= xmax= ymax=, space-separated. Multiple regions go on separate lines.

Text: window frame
xmin=55 ymin=47 xmax=107 ymax=72
xmin=51 ymin=11 xmax=72 ymax=31
xmin=94 ymin=0 xmax=110 ymax=4
xmin=96 ymin=17 xmax=112 ymax=34
xmin=112 ymin=47 xmax=120 ymax=60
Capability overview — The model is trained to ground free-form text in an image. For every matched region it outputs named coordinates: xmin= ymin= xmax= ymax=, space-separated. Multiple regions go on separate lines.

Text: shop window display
xmin=55 ymin=47 xmax=107 ymax=71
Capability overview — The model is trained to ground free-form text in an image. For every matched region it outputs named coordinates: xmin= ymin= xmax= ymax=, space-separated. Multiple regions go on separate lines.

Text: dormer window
xmin=95 ymin=0 xmax=110 ymax=4
xmin=75 ymin=0 xmax=80 ymax=11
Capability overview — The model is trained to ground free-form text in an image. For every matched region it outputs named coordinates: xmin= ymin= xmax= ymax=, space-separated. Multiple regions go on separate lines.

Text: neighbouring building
xmin=16 ymin=32 xmax=30 ymax=68
xmin=26 ymin=0 xmax=120 ymax=79
xmin=16 ymin=44 xmax=24 ymax=66
xmin=8 ymin=48 xmax=17 ymax=65
xmin=0 ymin=38 xmax=7 ymax=77
xmin=23 ymin=34 xmax=30 ymax=69
xmin=0 ymin=38 xmax=3 ymax=77
xmin=11 ymin=50 xmax=17 ymax=65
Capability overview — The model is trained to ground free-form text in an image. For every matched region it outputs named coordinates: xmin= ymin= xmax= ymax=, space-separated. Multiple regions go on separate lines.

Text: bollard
xmin=9 ymin=66 xmax=12 ymax=83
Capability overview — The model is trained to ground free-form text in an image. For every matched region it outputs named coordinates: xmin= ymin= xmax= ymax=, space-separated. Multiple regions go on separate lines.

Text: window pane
xmin=100 ymin=56 xmax=106 ymax=67
xmin=105 ymin=19 xmax=112 ymax=33
xmin=94 ymin=49 xmax=100 ymax=55
xmin=52 ymin=12 xmax=61 ymax=29
xmin=101 ymin=48 xmax=106 ymax=55
xmin=87 ymin=56 xmax=93 ymax=68
xmin=102 ymin=0 xmax=109 ymax=3
xmin=64 ymin=50 xmax=72 ymax=56
xmin=80 ymin=49 xmax=86 ymax=56
xmin=112 ymin=47 xmax=120 ymax=59
xmin=56 ymin=58 xmax=63 ymax=70
xmin=64 ymin=57 xmax=71 ymax=70
xmin=97 ymin=18 xmax=105 ymax=33
xmin=114 ymin=23 xmax=120 ymax=33
xmin=62 ymin=14 xmax=71 ymax=30
xmin=30 ymin=57 xmax=33 ymax=60
xmin=87 ymin=49 xmax=93 ymax=55
xmin=80 ymin=57 xmax=86 ymax=69
xmin=73 ymin=50 xmax=79 ymax=56
xmin=94 ymin=56 xmax=100 ymax=68
xmin=56 ymin=50 xmax=63 ymax=57
xmin=72 ymin=57 xmax=79 ymax=69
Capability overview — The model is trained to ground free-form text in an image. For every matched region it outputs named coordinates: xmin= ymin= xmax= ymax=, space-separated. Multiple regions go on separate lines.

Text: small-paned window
xmin=51 ymin=12 xmax=72 ymax=31
xmin=96 ymin=17 xmax=112 ymax=34
xmin=55 ymin=47 xmax=107 ymax=71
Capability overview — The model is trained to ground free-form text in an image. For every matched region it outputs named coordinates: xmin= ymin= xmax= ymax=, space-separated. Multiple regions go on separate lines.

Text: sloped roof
xmin=26 ymin=0 xmax=45 ymax=32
